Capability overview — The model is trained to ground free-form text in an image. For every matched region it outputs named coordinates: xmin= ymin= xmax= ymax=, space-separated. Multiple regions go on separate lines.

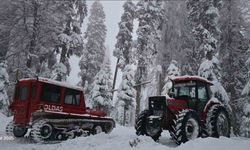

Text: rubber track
xmin=30 ymin=118 xmax=115 ymax=143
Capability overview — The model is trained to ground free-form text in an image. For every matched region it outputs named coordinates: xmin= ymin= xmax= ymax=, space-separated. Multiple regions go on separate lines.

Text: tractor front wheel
xmin=135 ymin=110 xmax=162 ymax=141
xmin=170 ymin=110 xmax=201 ymax=145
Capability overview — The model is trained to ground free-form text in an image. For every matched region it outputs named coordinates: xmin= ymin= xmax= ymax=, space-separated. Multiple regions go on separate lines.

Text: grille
xmin=148 ymin=96 xmax=167 ymax=116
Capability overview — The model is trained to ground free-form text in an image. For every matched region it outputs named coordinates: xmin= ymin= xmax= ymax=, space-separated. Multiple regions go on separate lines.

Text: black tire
xmin=67 ymin=131 xmax=77 ymax=139
xmin=206 ymin=105 xmax=230 ymax=138
xmin=135 ymin=110 xmax=162 ymax=141
xmin=170 ymin=110 xmax=201 ymax=145
xmin=31 ymin=120 xmax=54 ymax=142
xmin=92 ymin=125 xmax=103 ymax=135
xmin=13 ymin=125 xmax=27 ymax=137
xmin=55 ymin=132 xmax=67 ymax=141
xmin=135 ymin=110 xmax=149 ymax=136
xmin=104 ymin=122 xmax=114 ymax=134
xmin=6 ymin=121 xmax=27 ymax=138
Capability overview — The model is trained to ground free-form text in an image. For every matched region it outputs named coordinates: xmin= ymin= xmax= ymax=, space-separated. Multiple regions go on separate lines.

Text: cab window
xmin=19 ymin=86 xmax=28 ymax=101
xmin=64 ymin=88 xmax=81 ymax=106
xmin=41 ymin=84 xmax=61 ymax=103
xmin=173 ymin=82 xmax=196 ymax=100
xmin=14 ymin=86 xmax=28 ymax=101
xmin=198 ymin=86 xmax=208 ymax=101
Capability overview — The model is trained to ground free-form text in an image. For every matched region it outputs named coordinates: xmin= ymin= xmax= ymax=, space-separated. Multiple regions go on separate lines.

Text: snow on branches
xmin=198 ymin=56 xmax=229 ymax=107
xmin=162 ymin=60 xmax=180 ymax=96
xmin=0 ymin=62 xmax=9 ymax=115
xmin=135 ymin=0 xmax=164 ymax=80
xmin=89 ymin=59 xmax=113 ymax=115
xmin=114 ymin=0 xmax=136 ymax=70
xmin=79 ymin=0 xmax=107 ymax=89
xmin=116 ymin=64 xmax=136 ymax=125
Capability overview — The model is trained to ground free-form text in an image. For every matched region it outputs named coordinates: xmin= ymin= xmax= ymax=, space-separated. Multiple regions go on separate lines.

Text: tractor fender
xmin=203 ymin=98 xmax=222 ymax=114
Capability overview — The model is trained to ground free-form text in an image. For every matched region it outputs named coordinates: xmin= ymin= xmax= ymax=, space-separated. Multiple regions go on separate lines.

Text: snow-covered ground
xmin=0 ymin=113 xmax=250 ymax=150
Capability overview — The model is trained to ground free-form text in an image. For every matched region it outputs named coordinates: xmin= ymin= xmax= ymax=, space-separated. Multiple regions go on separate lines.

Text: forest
xmin=0 ymin=0 xmax=250 ymax=139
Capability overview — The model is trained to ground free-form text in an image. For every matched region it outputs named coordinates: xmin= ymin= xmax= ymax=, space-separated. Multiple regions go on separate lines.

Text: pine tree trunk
xmin=224 ymin=0 xmax=240 ymax=136
xmin=112 ymin=58 xmax=119 ymax=97
xmin=135 ymin=85 xmax=141 ymax=117
xmin=60 ymin=19 xmax=71 ymax=66
xmin=60 ymin=44 xmax=67 ymax=65
xmin=26 ymin=0 xmax=38 ymax=74
xmin=58 ymin=20 xmax=71 ymax=81
xmin=123 ymin=107 xmax=126 ymax=126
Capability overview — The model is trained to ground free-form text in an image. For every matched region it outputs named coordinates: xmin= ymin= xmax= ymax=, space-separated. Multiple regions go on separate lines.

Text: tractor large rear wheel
xmin=135 ymin=110 xmax=162 ymax=141
xmin=170 ymin=110 xmax=201 ymax=145
xmin=206 ymin=105 xmax=230 ymax=138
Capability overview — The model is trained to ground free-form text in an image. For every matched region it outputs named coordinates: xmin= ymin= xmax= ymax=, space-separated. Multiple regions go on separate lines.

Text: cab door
xmin=197 ymin=83 xmax=209 ymax=115
xmin=13 ymin=82 xmax=31 ymax=125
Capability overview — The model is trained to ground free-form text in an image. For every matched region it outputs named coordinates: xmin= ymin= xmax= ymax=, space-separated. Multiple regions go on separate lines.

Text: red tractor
xmin=135 ymin=76 xmax=230 ymax=145
xmin=6 ymin=77 xmax=115 ymax=143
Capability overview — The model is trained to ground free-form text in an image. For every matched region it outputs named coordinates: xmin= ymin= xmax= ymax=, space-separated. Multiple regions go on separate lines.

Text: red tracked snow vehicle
xmin=6 ymin=77 xmax=115 ymax=143
xmin=135 ymin=76 xmax=230 ymax=145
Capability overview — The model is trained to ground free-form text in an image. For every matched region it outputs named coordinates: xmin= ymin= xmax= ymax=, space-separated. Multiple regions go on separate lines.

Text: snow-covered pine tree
xmin=186 ymin=0 xmax=222 ymax=73
xmin=219 ymin=0 xmax=250 ymax=135
xmin=116 ymin=65 xmax=136 ymax=125
xmin=240 ymin=103 xmax=250 ymax=137
xmin=0 ymin=61 xmax=9 ymax=115
xmin=1 ymin=0 xmax=73 ymax=100
xmin=113 ymin=0 xmax=136 ymax=70
xmin=198 ymin=56 xmax=230 ymax=107
xmin=158 ymin=1 xmax=195 ymax=76
xmin=4 ymin=0 xmax=57 ymax=79
xmin=161 ymin=60 xmax=180 ymax=95
xmin=187 ymin=0 xmax=230 ymax=108
xmin=89 ymin=58 xmax=113 ymax=115
xmin=79 ymin=0 xmax=107 ymax=92
xmin=241 ymin=59 xmax=250 ymax=137
xmin=56 ymin=0 xmax=87 ymax=81
xmin=0 ymin=0 xmax=11 ymax=115
xmin=240 ymin=47 xmax=250 ymax=137
xmin=135 ymin=0 xmax=164 ymax=116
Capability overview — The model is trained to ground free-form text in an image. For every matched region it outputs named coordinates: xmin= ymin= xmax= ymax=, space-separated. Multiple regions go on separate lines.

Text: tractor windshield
xmin=173 ymin=82 xmax=196 ymax=100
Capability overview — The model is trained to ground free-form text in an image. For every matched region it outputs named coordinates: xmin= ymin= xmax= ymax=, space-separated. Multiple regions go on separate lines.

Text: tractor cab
xmin=168 ymin=76 xmax=213 ymax=113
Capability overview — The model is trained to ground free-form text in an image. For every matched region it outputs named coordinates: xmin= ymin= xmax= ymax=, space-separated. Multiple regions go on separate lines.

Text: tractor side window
xmin=41 ymin=84 xmax=61 ymax=103
xmin=20 ymin=86 xmax=28 ymax=101
xmin=64 ymin=89 xmax=81 ymax=106
xmin=198 ymin=86 xmax=208 ymax=101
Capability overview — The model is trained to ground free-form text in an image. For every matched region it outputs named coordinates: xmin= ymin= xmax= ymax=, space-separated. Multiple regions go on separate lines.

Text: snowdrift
xmin=0 ymin=113 xmax=11 ymax=135
xmin=0 ymin=123 xmax=249 ymax=150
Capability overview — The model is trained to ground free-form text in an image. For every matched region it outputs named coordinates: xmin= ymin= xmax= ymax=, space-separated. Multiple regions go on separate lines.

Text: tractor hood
xmin=148 ymin=96 xmax=188 ymax=113
xmin=167 ymin=98 xmax=188 ymax=112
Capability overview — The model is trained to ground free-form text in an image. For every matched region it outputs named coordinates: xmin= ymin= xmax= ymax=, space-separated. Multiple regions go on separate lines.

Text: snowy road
xmin=0 ymin=114 xmax=250 ymax=150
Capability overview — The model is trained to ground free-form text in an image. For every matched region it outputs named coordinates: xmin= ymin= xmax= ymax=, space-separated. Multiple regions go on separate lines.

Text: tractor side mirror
xmin=86 ymin=107 xmax=90 ymax=109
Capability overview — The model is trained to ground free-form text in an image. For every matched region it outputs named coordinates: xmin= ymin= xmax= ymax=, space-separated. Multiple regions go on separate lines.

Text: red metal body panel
xmin=167 ymin=98 xmax=188 ymax=113
xmin=9 ymin=78 xmax=107 ymax=125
